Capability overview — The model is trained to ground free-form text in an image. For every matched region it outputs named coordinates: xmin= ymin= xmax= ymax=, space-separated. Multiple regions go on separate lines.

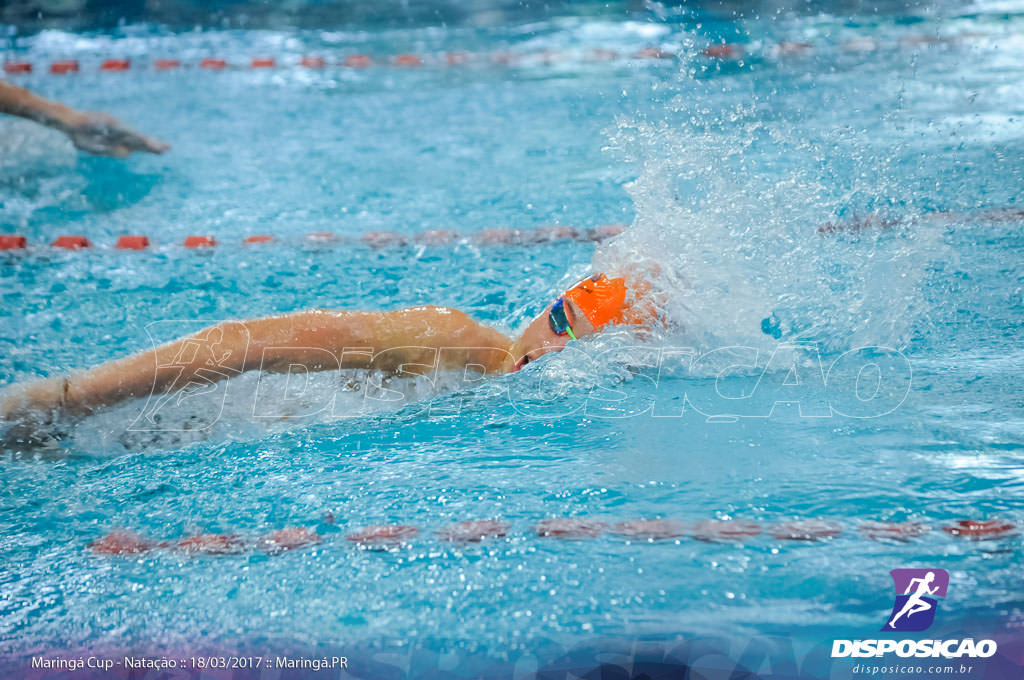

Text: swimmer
xmin=0 ymin=81 xmax=169 ymax=157
xmin=0 ymin=273 xmax=652 ymax=440
xmin=886 ymin=571 xmax=939 ymax=629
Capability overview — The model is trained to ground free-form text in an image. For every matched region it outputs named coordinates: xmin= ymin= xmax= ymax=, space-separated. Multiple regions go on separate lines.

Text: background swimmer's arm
xmin=0 ymin=81 xmax=76 ymax=128
xmin=0 ymin=80 xmax=169 ymax=157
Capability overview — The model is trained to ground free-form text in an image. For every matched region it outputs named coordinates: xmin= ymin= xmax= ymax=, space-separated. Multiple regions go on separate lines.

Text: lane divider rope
xmin=0 ymin=224 xmax=626 ymax=253
xmin=87 ymin=517 xmax=1019 ymax=557
xmin=0 ymin=31 xmax=976 ymax=77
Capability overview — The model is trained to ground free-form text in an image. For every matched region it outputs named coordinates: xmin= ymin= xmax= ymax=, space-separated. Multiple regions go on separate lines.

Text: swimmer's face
xmin=512 ymin=298 xmax=595 ymax=368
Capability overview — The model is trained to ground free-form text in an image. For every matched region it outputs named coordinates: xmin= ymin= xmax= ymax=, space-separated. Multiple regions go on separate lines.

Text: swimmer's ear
xmin=563 ymin=299 xmax=593 ymax=337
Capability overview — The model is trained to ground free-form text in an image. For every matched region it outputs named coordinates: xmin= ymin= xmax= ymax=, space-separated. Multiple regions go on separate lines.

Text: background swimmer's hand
xmin=61 ymin=111 xmax=170 ymax=157
xmin=0 ymin=82 xmax=169 ymax=157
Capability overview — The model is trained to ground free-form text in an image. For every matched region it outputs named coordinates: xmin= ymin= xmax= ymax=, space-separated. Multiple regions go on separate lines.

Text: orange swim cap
xmin=562 ymin=273 xmax=646 ymax=330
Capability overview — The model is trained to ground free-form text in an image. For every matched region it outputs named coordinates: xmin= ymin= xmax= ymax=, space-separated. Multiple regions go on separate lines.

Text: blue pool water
xmin=2 ymin=0 xmax=1024 ymax=670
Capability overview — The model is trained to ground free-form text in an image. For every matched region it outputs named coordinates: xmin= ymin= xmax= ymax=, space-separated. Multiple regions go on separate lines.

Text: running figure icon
xmin=882 ymin=568 xmax=949 ymax=632
xmin=887 ymin=572 xmax=938 ymax=629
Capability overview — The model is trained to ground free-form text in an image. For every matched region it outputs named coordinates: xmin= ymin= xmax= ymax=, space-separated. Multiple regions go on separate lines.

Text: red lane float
xmin=347 ymin=524 xmax=419 ymax=546
xmin=632 ymin=47 xmax=674 ymax=59
xmin=902 ymin=35 xmax=944 ymax=47
xmin=973 ymin=207 xmax=1024 ymax=222
xmin=258 ymin=527 xmax=322 ymax=553
xmin=691 ymin=520 xmax=762 ymax=542
xmin=344 ymin=55 xmax=372 ymax=68
xmin=50 ymin=60 xmax=79 ymax=74
xmin=394 ymin=54 xmax=423 ymax=67
xmin=251 ymin=57 xmax=275 ymax=68
xmin=300 ymin=56 xmax=325 ymax=69
xmin=0 ymin=235 xmax=27 ymax=250
xmin=702 ymin=44 xmax=743 ymax=59
xmin=534 ymin=518 xmax=607 ymax=539
xmin=523 ymin=225 xmax=578 ymax=243
xmin=184 ymin=235 xmax=217 ymax=248
xmin=535 ymin=49 xmax=562 ymax=66
xmin=244 ymin=234 xmax=274 ymax=244
xmin=590 ymin=49 xmax=619 ymax=62
xmin=89 ymin=530 xmax=154 ymax=555
xmin=613 ymin=519 xmax=686 ymax=541
xmin=942 ymin=519 xmax=1017 ymax=540
xmin=446 ymin=52 xmax=471 ymax=66
xmin=361 ymin=231 xmax=406 ymax=248
xmin=471 ymin=228 xmax=521 ymax=246
xmin=201 ymin=58 xmax=227 ymax=70
xmin=414 ymin=229 xmax=458 ymax=245
xmin=817 ymin=214 xmax=899 ymax=235
xmin=859 ymin=521 xmax=930 ymax=542
xmin=3 ymin=62 xmax=32 ymax=74
xmin=116 ymin=235 xmax=150 ymax=250
xmin=154 ymin=59 xmax=180 ymax=70
xmin=52 ymin=235 xmax=91 ymax=250
xmin=841 ymin=38 xmax=878 ymax=53
xmin=437 ymin=520 xmax=509 ymax=543
xmin=175 ymin=533 xmax=247 ymax=555
xmin=777 ymin=41 xmax=813 ymax=56
xmin=769 ymin=519 xmax=842 ymax=541
xmin=586 ymin=224 xmax=626 ymax=241
xmin=100 ymin=58 xmax=130 ymax=71
xmin=306 ymin=231 xmax=337 ymax=243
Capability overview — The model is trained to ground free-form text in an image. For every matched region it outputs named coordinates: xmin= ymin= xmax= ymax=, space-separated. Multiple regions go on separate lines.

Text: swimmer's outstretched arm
xmin=0 ymin=80 xmax=169 ymax=157
xmin=1 ymin=307 xmax=514 ymax=422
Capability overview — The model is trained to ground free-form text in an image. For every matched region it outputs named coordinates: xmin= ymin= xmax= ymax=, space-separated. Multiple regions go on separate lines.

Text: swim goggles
xmin=548 ymin=297 xmax=577 ymax=340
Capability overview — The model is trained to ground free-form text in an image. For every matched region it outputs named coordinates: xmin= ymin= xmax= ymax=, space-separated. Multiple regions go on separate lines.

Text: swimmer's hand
xmin=0 ymin=378 xmax=71 ymax=449
xmin=0 ymin=377 xmax=65 ymax=419
xmin=61 ymin=111 xmax=170 ymax=157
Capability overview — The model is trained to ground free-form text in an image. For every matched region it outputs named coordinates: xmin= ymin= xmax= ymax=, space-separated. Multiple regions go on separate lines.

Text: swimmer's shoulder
xmin=378 ymin=305 xmax=473 ymax=327
xmin=388 ymin=306 xmax=512 ymax=346
xmin=299 ymin=306 xmax=460 ymax=321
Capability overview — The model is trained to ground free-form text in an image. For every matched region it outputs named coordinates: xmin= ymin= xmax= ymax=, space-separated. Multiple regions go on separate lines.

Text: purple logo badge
xmin=882 ymin=568 xmax=949 ymax=632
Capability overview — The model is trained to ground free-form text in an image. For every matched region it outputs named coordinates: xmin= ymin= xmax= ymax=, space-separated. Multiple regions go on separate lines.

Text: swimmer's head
xmin=562 ymin=274 xmax=644 ymax=329
xmin=510 ymin=273 xmax=644 ymax=370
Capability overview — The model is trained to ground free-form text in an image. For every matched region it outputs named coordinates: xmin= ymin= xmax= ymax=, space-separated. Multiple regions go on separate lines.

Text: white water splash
xmin=594 ymin=96 xmax=951 ymax=357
